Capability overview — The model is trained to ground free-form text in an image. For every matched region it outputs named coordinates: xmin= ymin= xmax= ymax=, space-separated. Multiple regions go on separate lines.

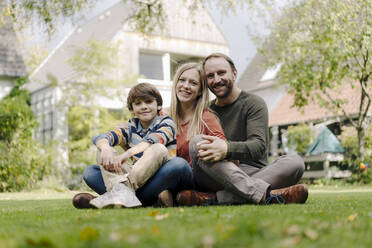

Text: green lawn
xmin=0 ymin=186 xmax=371 ymax=248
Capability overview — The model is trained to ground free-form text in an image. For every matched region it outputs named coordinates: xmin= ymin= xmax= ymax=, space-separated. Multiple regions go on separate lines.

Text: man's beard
xmin=210 ymin=80 xmax=233 ymax=99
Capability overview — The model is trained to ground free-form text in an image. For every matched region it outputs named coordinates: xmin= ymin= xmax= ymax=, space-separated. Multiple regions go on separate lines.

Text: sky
xmin=207 ymin=4 xmax=259 ymax=76
xmin=28 ymin=0 xmax=262 ymax=78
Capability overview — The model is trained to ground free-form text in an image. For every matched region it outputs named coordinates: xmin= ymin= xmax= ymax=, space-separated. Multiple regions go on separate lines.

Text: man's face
xmin=204 ymin=57 xmax=237 ymax=98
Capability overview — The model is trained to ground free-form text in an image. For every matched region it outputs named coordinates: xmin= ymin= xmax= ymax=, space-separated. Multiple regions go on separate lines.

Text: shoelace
xmin=265 ymin=194 xmax=286 ymax=204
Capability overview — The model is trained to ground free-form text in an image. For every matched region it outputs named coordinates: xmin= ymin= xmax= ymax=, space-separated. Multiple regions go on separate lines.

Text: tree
xmin=258 ymin=0 xmax=371 ymax=161
xmin=58 ymin=40 xmax=132 ymax=168
xmin=1 ymin=0 xmax=250 ymax=35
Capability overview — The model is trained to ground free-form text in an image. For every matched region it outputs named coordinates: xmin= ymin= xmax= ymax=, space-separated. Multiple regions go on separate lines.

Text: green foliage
xmin=22 ymin=44 xmax=50 ymax=73
xmin=1 ymin=0 xmax=98 ymax=35
xmin=0 ymin=97 xmax=34 ymax=143
xmin=0 ymin=139 xmax=54 ymax=192
xmin=346 ymin=169 xmax=372 ymax=185
xmin=56 ymin=40 xmax=133 ymax=188
xmin=286 ymin=123 xmax=316 ymax=155
xmin=339 ymin=125 xmax=372 ymax=170
xmin=0 ymin=78 xmax=53 ymax=191
xmin=0 ymin=78 xmax=34 ymax=144
xmin=67 ymin=106 xmax=130 ymax=166
xmin=257 ymin=0 xmax=372 ymax=161
xmin=2 ymin=0 xmax=253 ymax=36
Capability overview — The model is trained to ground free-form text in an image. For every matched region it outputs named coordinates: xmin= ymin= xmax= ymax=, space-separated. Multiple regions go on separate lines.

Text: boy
xmin=79 ymin=83 xmax=177 ymax=208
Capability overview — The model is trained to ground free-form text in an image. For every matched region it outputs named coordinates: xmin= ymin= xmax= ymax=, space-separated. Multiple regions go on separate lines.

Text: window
xmin=139 ymin=52 xmax=164 ymax=80
xmin=31 ymin=90 xmax=54 ymax=145
xmin=260 ymin=63 xmax=282 ymax=82
xmin=139 ymin=50 xmax=203 ymax=82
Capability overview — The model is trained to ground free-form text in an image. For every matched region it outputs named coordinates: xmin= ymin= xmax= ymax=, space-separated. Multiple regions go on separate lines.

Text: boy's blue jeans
xmin=83 ymin=157 xmax=194 ymax=206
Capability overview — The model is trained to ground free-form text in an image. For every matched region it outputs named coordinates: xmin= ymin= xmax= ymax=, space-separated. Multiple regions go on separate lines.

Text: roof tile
xmin=269 ymin=82 xmax=371 ymax=126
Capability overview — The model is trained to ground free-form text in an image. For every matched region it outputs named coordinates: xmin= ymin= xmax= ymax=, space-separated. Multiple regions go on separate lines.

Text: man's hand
xmin=197 ymin=135 xmax=228 ymax=163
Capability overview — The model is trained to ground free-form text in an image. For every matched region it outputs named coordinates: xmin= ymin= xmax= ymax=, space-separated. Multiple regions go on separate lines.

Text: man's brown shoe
xmin=72 ymin=193 xmax=97 ymax=209
xmin=176 ymin=190 xmax=217 ymax=206
xmin=156 ymin=190 xmax=174 ymax=207
xmin=266 ymin=184 xmax=308 ymax=204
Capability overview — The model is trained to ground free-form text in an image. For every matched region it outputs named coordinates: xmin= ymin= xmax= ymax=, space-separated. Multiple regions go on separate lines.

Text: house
xmin=269 ymin=82 xmax=371 ymax=156
xmin=23 ymin=0 xmax=229 ymax=161
xmin=237 ymin=50 xmax=287 ymax=155
xmin=0 ymin=1 xmax=27 ymax=100
xmin=238 ymin=49 xmax=371 ymax=158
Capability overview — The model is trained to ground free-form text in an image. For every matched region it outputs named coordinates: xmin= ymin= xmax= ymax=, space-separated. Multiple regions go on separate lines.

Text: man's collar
xmin=215 ymin=88 xmax=242 ymax=107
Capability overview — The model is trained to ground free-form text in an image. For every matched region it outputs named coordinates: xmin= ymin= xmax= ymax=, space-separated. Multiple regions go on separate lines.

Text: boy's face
xmin=131 ymin=98 xmax=160 ymax=128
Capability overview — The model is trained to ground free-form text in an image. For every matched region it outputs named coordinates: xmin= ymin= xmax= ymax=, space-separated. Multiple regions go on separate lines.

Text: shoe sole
xmin=158 ymin=190 xmax=173 ymax=207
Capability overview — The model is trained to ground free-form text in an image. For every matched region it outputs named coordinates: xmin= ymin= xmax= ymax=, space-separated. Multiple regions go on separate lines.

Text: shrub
xmin=65 ymin=106 xmax=130 ymax=189
xmin=0 ymin=139 xmax=53 ymax=191
xmin=0 ymin=85 xmax=53 ymax=191
xmin=339 ymin=125 xmax=372 ymax=171
xmin=286 ymin=123 xmax=316 ymax=155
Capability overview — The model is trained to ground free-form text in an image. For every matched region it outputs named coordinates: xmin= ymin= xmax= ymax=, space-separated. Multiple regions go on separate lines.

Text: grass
xmin=0 ymin=186 xmax=371 ymax=248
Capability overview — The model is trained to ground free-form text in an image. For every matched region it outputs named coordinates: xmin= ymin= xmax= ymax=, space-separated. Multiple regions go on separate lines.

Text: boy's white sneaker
xmin=89 ymin=183 xmax=142 ymax=209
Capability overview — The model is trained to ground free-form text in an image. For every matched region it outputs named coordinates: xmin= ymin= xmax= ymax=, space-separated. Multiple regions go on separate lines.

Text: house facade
xmin=24 ymin=0 xmax=229 ymax=162
xmin=0 ymin=1 xmax=27 ymax=100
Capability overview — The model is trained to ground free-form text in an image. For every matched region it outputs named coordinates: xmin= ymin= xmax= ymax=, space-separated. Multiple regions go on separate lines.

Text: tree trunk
xmin=357 ymin=126 xmax=365 ymax=162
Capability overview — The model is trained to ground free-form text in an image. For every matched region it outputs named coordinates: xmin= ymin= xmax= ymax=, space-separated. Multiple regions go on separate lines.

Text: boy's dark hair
xmin=127 ymin=83 xmax=163 ymax=111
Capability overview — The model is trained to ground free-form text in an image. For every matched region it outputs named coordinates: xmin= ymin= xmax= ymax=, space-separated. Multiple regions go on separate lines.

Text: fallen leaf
xmin=280 ymin=236 xmax=302 ymax=247
xmin=109 ymin=232 xmax=121 ymax=241
xmin=26 ymin=237 xmax=54 ymax=247
xmin=284 ymin=225 xmax=301 ymax=235
xmin=126 ymin=234 xmax=139 ymax=244
xmin=79 ymin=227 xmax=99 ymax=241
xmin=152 ymin=225 xmax=160 ymax=235
xmin=155 ymin=213 xmax=169 ymax=220
xmin=148 ymin=210 xmax=159 ymax=216
xmin=318 ymin=222 xmax=330 ymax=229
xmin=304 ymin=229 xmax=318 ymax=240
xmin=202 ymin=235 xmax=215 ymax=248
xmin=347 ymin=214 xmax=357 ymax=222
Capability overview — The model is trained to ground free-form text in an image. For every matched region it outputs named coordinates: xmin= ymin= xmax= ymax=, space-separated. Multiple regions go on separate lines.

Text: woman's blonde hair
xmin=170 ymin=62 xmax=210 ymax=140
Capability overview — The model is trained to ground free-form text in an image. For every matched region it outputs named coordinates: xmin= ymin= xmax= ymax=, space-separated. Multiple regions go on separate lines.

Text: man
xmin=177 ymin=53 xmax=308 ymax=205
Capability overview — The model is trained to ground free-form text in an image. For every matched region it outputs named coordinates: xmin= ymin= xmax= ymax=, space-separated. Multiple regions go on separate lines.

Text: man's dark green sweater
xmin=210 ymin=91 xmax=269 ymax=168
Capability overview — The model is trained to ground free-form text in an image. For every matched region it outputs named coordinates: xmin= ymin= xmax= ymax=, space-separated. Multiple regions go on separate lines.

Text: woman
xmin=169 ymin=62 xmax=226 ymax=193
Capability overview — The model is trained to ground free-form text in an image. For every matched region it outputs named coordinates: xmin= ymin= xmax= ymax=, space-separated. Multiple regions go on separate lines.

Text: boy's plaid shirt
xmin=92 ymin=115 xmax=177 ymax=161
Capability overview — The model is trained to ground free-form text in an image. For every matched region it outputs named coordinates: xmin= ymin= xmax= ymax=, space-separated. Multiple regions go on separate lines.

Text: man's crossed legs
xmin=177 ymin=135 xmax=308 ymax=206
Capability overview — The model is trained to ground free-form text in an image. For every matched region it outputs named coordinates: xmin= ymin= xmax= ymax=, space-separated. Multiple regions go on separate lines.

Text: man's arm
xmin=199 ymin=94 xmax=268 ymax=163
xmin=225 ymin=97 xmax=268 ymax=162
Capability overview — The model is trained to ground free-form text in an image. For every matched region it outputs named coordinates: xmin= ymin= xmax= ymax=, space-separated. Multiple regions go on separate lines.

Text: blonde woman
xmin=170 ymin=62 xmax=226 ymax=165
xmin=167 ymin=63 xmax=226 ymax=203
